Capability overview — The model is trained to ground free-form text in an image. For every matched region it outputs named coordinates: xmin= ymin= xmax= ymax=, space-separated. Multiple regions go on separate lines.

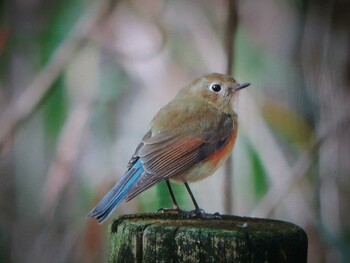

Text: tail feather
xmin=88 ymin=160 xmax=144 ymax=223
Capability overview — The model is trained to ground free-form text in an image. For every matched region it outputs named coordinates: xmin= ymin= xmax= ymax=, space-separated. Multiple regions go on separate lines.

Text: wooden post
xmin=109 ymin=213 xmax=307 ymax=263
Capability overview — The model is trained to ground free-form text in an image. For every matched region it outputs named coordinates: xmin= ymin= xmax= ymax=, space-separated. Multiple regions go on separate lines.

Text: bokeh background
xmin=1 ymin=0 xmax=350 ymax=262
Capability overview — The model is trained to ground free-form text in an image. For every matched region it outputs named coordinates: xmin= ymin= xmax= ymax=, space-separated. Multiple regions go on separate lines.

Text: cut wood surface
xmin=109 ymin=213 xmax=307 ymax=263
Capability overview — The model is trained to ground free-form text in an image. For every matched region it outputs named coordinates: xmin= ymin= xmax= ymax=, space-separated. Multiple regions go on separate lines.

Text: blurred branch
xmin=250 ymin=115 xmax=350 ymax=218
xmin=224 ymin=0 xmax=238 ymax=215
xmin=89 ymin=7 xmax=167 ymax=63
xmin=41 ymin=98 xmax=94 ymax=218
xmin=0 ymin=0 xmax=113 ymax=154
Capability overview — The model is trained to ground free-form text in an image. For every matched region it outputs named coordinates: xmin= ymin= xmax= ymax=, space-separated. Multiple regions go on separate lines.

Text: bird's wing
xmin=125 ymin=115 xmax=234 ymax=201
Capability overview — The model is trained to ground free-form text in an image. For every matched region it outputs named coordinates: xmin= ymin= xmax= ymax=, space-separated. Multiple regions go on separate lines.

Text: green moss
xmin=109 ymin=213 xmax=308 ymax=263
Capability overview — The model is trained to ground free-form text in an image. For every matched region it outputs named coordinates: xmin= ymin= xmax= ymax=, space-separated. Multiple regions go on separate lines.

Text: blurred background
xmin=1 ymin=0 xmax=349 ymax=262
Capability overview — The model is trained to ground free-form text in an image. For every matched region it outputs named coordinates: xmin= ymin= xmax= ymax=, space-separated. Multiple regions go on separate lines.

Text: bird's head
xmin=187 ymin=73 xmax=250 ymax=113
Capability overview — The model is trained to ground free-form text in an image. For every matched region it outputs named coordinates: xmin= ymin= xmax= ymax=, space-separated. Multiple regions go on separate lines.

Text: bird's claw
xmin=187 ymin=209 xmax=222 ymax=219
xmin=156 ymin=208 xmax=181 ymax=214
xmin=156 ymin=207 xmax=221 ymax=219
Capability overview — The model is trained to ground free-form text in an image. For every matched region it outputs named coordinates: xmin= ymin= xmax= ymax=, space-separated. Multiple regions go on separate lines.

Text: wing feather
xmin=125 ymin=113 xmax=235 ymax=201
xmin=126 ymin=142 xmax=200 ymax=201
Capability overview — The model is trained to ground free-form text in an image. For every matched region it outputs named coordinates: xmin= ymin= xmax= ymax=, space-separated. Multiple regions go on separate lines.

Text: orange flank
xmin=172 ymin=129 xmax=238 ymax=183
xmin=207 ymin=129 xmax=237 ymax=168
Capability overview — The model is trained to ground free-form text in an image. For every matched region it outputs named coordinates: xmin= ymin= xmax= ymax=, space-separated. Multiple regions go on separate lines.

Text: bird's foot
xmin=182 ymin=208 xmax=222 ymax=219
xmin=156 ymin=207 xmax=182 ymax=214
xmin=157 ymin=207 xmax=221 ymax=219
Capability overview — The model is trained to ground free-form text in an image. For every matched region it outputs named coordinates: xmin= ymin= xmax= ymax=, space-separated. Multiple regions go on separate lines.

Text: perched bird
xmin=88 ymin=73 xmax=250 ymax=223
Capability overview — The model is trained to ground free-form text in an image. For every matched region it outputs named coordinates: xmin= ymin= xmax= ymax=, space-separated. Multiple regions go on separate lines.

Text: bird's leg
xmin=184 ymin=182 xmax=221 ymax=219
xmin=166 ymin=180 xmax=181 ymax=210
xmin=157 ymin=181 xmax=221 ymax=219
xmin=184 ymin=182 xmax=201 ymax=212
xmin=157 ymin=180 xmax=181 ymax=213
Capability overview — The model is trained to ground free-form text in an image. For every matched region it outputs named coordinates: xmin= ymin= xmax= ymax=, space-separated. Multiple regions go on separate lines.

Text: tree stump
xmin=109 ymin=213 xmax=307 ymax=263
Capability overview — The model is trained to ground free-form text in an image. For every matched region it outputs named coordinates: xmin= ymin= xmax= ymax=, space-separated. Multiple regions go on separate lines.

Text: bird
xmin=88 ymin=73 xmax=250 ymax=223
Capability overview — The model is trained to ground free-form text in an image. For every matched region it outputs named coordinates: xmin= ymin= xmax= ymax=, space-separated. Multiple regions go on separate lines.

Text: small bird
xmin=88 ymin=73 xmax=250 ymax=223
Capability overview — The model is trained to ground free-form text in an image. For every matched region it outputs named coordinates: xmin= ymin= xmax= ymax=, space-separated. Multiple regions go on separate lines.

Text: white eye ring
xmin=210 ymin=83 xmax=222 ymax=92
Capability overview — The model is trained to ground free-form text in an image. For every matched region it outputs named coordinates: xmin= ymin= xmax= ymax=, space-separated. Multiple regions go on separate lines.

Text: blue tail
xmin=88 ymin=160 xmax=144 ymax=223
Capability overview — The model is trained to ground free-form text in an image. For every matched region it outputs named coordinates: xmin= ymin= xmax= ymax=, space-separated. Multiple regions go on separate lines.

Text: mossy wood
xmin=109 ymin=213 xmax=307 ymax=263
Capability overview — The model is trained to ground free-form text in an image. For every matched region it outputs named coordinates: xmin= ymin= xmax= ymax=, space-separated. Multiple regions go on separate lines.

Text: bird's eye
xmin=210 ymin=84 xmax=221 ymax=92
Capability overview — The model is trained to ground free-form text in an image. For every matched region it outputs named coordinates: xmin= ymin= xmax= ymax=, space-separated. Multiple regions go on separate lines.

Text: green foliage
xmin=40 ymin=0 xmax=84 ymax=63
xmin=155 ymin=181 xmax=192 ymax=211
xmin=39 ymin=0 xmax=84 ymax=141
xmin=42 ymin=80 xmax=68 ymax=140
xmin=245 ymin=139 xmax=269 ymax=202
xmin=156 ymin=182 xmax=174 ymax=209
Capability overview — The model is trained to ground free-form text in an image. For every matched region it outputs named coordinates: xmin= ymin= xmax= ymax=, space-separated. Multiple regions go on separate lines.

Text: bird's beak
xmin=236 ymin=82 xmax=251 ymax=91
